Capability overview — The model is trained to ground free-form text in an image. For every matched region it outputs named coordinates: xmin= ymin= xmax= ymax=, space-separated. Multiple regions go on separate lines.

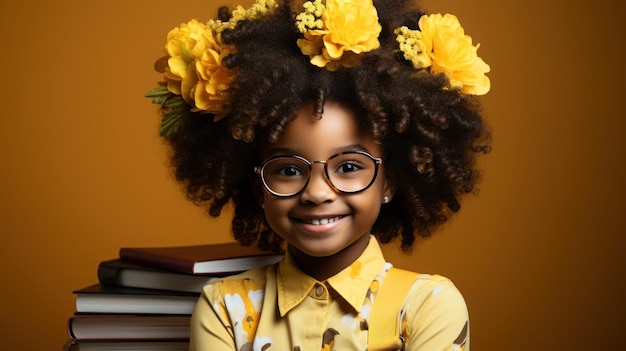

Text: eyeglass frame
xmin=253 ymin=150 xmax=383 ymax=198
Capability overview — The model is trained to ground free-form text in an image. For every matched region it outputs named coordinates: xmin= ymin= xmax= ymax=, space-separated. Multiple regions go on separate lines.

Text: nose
xmin=299 ymin=162 xmax=336 ymax=204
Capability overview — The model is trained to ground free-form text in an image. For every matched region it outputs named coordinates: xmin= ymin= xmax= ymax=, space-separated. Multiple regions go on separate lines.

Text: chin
xmin=288 ymin=239 xmax=344 ymax=258
xmin=297 ymin=246 xmax=342 ymax=258
xmin=292 ymin=236 xmax=364 ymax=259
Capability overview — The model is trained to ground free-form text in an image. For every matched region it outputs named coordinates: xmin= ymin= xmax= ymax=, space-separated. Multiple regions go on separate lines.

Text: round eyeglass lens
xmin=261 ymin=156 xmax=310 ymax=196
xmin=326 ymin=152 xmax=377 ymax=192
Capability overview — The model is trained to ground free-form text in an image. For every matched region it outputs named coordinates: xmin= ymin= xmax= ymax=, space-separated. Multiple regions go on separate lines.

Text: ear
xmin=382 ymin=172 xmax=397 ymax=203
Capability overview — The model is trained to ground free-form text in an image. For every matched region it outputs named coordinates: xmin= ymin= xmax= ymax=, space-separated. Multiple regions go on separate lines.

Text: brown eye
xmin=335 ymin=161 xmax=363 ymax=174
xmin=276 ymin=165 xmax=303 ymax=177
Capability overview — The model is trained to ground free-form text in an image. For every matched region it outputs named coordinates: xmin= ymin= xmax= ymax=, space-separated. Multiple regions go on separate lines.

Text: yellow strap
xmin=368 ymin=267 xmax=419 ymax=351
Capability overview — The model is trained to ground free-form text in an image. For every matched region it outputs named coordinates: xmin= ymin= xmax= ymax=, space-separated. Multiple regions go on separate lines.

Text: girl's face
xmin=259 ymin=101 xmax=393 ymax=259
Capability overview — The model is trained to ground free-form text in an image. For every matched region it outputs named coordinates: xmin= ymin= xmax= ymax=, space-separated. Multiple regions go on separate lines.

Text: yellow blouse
xmin=190 ymin=236 xmax=469 ymax=351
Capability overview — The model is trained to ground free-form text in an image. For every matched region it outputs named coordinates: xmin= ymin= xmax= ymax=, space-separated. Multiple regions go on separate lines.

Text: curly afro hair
xmin=162 ymin=0 xmax=491 ymax=253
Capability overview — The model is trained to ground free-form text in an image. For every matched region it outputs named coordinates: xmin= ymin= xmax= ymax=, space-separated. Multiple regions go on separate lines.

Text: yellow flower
xmin=239 ymin=0 xmax=279 ymax=21
xmin=418 ymin=14 xmax=491 ymax=95
xmin=395 ymin=26 xmax=431 ymax=69
xmin=297 ymin=0 xmax=381 ymax=70
xmin=162 ymin=19 xmax=235 ymax=118
xmin=190 ymin=46 xmax=234 ymax=119
xmin=163 ymin=20 xmax=212 ymax=97
xmin=295 ymin=0 xmax=325 ymax=32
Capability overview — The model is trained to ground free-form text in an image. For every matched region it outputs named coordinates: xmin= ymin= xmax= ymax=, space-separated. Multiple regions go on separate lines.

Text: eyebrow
xmin=266 ymin=144 xmax=372 ymax=158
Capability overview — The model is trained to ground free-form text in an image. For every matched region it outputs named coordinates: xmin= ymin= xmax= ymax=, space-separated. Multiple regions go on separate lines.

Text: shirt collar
xmin=276 ymin=235 xmax=386 ymax=316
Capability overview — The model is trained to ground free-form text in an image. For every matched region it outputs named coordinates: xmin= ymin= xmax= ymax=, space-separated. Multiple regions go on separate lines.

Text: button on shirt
xmin=190 ymin=236 xmax=470 ymax=351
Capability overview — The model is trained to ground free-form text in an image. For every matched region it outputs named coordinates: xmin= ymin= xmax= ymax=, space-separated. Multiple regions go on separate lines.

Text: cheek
xmin=362 ymin=183 xmax=385 ymax=215
xmin=261 ymin=194 xmax=291 ymax=230
xmin=369 ymin=178 xmax=387 ymax=202
xmin=361 ymin=197 xmax=383 ymax=218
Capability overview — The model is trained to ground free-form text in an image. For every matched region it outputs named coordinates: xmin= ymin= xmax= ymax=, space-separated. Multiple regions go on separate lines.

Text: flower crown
xmin=146 ymin=0 xmax=491 ymax=138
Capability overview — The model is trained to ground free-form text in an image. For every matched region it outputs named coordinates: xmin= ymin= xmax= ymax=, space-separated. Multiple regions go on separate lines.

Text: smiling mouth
xmin=300 ymin=216 xmax=344 ymax=225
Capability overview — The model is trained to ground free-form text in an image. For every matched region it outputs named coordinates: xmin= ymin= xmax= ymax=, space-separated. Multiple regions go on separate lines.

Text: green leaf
xmin=149 ymin=95 xmax=168 ymax=105
xmin=163 ymin=96 xmax=186 ymax=108
xmin=144 ymin=86 xmax=170 ymax=98
xmin=159 ymin=109 xmax=187 ymax=138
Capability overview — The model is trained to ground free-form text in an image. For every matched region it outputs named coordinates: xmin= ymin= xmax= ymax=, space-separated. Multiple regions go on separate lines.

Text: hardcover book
xmin=64 ymin=340 xmax=189 ymax=351
xmin=119 ymin=241 xmax=283 ymax=274
xmin=67 ymin=314 xmax=191 ymax=340
xmin=73 ymin=284 xmax=199 ymax=315
xmin=98 ymin=259 xmax=219 ymax=293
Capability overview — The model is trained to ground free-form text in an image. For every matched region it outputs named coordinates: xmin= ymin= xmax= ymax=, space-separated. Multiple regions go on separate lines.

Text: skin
xmin=259 ymin=101 xmax=394 ymax=281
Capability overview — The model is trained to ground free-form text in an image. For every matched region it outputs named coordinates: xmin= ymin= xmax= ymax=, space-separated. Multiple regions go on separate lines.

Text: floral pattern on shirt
xmin=220 ymin=278 xmax=267 ymax=350
xmin=453 ymin=321 xmax=469 ymax=351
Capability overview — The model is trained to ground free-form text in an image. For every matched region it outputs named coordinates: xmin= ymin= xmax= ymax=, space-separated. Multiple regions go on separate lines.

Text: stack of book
xmin=65 ymin=242 xmax=283 ymax=351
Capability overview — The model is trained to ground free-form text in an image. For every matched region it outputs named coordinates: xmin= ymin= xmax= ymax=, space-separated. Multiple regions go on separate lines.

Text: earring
xmin=383 ymin=196 xmax=390 ymax=204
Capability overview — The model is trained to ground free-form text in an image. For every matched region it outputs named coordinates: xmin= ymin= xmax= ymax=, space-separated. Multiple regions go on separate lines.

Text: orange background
xmin=1 ymin=0 xmax=624 ymax=350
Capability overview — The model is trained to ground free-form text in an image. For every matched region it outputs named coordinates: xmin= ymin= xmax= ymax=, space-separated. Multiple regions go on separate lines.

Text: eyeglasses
xmin=254 ymin=151 xmax=383 ymax=197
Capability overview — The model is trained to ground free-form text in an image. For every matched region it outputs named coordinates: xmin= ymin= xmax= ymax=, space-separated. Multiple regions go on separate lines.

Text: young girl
xmin=146 ymin=0 xmax=491 ymax=350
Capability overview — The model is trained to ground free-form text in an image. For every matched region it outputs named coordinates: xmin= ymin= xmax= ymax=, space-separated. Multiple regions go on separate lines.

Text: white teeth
xmin=305 ymin=216 xmax=341 ymax=225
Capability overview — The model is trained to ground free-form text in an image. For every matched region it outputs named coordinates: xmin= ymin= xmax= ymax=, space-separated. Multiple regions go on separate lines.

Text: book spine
xmin=67 ymin=315 xmax=78 ymax=339
xmin=119 ymin=249 xmax=194 ymax=274
xmin=97 ymin=260 xmax=122 ymax=286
